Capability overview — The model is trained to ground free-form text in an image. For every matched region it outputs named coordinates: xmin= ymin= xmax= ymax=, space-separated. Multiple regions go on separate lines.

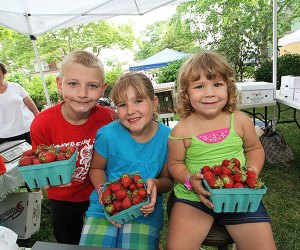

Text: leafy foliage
xmin=156 ymin=59 xmax=185 ymax=84
xmin=104 ymin=64 xmax=123 ymax=98
xmin=254 ymin=54 xmax=300 ymax=89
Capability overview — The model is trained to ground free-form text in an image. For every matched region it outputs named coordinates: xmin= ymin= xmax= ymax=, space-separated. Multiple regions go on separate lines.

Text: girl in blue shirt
xmin=80 ymin=72 xmax=173 ymax=250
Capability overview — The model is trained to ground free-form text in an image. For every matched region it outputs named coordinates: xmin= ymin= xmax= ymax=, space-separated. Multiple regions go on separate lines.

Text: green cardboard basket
xmin=203 ymin=179 xmax=267 ymax=213
xmin=103 ymin=172 xmax=150 ymax=224
xmin=17 ymin=149 xmax=77 ymax=188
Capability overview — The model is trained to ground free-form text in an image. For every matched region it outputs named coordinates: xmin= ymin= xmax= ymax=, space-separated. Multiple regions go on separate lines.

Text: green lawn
xmin=18 ymin=105 xmax=300 ymax=250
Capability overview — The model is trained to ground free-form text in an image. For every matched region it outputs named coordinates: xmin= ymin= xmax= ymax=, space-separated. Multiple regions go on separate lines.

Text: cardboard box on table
xmin=237 ymin=81 xmax=275 ymax=104
xmin=0 ymin=192 xmax=41 ymax=239
xmin=280 ymin=76 xmax=300 ymax=101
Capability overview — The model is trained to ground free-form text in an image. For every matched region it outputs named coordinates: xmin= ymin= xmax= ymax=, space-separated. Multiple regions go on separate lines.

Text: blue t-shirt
xmin=85 ymin=120 xmax=171 ymax=229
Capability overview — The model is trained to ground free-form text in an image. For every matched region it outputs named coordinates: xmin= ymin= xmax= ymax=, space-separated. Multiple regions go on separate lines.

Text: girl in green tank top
xmin=167 ymin=51 xmax=276 ymax=250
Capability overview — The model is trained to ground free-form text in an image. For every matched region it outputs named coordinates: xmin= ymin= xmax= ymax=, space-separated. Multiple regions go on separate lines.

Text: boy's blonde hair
xmin=110 ymin=72 xmax=158 ymax=121
xmin=177 ymin=51 xmax=238 ymax=117
xmin=59 ymin=50 xmax=105 ymax=84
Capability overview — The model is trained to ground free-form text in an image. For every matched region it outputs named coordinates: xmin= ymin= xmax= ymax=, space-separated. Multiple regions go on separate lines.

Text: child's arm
xmin=235 ymin=111 xmax=265 ymax=176
xmin=89 ymin=150 xmax=107 ymax=196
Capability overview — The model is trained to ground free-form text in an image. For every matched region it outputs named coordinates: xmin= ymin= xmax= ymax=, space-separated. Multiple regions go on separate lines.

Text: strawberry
xmin=65 ymin=146 xmax=76 ymax=158
xmin=39 ymin=151 xmax=57 ymax=163
xmin=121 ymin=173 xmax=130 ymax=178
xmin=201 ymin=165 xmax=211 ymax=174
xmin=121 ymin=196 xmax=132 ymax=210
xmin=203 ymin=170 xmax=214 ymax=180
xmin=222 ymin=166 xmax=232 ymax=175
xmin=213 ymin=165 xmax=223 ymax=175
xmin=113 ymin=200 xmax=122 ymax=212
xmin=109 ymin=182 xmax=122 ymax=193
xmin=246 ymin=177 xmax=263 ymax=189
xmin=59 ymin=146 xmax=67 ymax=152
xmin=131 ymin=174 xmax=141 ymax=184
xmin=101 ymin=190 xmax=113 ymax=205
xmin=135 ymin=179 xmax=145 ymax=189
xmin=246 ymin=170 xmax=257 ymax=179
xmin=132 ymin=189 xmax=139 ymax=197
xmin=56 ymin=153 xmax=68 ymax=161
xmin=222 ymin=159 xmax=231 ymax=167
xmin=233 ymin=182 xmax=245 ymax=188
xmin=66 ymin=146 xmax=76 ymax=154
xmin=22 ymin=149 xmax=35 ymax=156
xmin=132 ymin=194 xmax=143 ymax=205
xmin=121 ymin=176 xmax=132 ymax=188
xmin=207 ymin=177 xmax=223 ymax=189
xmin=32 ymin=158 xmax=42 ymax=165
xmin=231 ymin=158 xmax=241 ymax=167
xmin=138 ymin=188 xmax=147 ymax=199
xmin=128 ymin=183 xmax=136 ymax=191
xmin=105 ymin=204 xmax=115 ymax=214
xmin=35 ymin=144 xmax=48 ymax=155
xmin=19 ymin=156 xmax=32 ymax=166
xmin=231 ymin=165 xmax=241 ymax=173
xmin=115 ymin=189 xmax=128 ymax=201
xmin=233 ymin=172 xmax=247 ymax=183
xmin=220 ymin=174 xmax=234 ymax=188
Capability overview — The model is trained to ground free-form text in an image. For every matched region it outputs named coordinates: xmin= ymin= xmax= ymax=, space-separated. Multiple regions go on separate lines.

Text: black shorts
xmin=175 ymin=197 xmax=272 ymax=225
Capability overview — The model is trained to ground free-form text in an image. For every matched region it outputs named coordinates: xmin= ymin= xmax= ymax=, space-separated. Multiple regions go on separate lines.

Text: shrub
xmin=254 ymin=54 xmax=300 ymax=89
xmin=156 ymin=59 xmax=185 ymax=83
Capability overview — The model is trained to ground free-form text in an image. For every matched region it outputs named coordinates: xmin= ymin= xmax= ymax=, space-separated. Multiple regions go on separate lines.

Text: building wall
xmin=279 ymin=42 xmax=300 ymax=55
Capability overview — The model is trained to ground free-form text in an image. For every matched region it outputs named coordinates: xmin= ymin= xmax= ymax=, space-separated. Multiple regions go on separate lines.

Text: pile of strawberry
xmin=18 ymin=144 xmax=76 ymax=166
xmin=201 ymin=158 xmax=263 ymax=189
xmin=102 ymin=173 xmax=148 ymax=216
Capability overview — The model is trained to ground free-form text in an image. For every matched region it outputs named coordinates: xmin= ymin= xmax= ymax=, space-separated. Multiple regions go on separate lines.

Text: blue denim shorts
xmin=175 ymin=197 xmax=272 ymax=225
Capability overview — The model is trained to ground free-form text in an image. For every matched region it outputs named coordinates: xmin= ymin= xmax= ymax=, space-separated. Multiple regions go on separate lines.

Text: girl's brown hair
xmin=177 ymin=51 xmax=238 ymax=117
xmin=110 ymin=72 xmax=158 ymax=121
xmin=0 ymin=63 xmax=8 ymax=75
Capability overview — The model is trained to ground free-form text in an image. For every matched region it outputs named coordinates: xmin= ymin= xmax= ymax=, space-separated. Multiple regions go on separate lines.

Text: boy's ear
xmin=100 ymin=82 xmax=108 ymax=97
xmin=56 ymin=76 xmax=63 ymax=95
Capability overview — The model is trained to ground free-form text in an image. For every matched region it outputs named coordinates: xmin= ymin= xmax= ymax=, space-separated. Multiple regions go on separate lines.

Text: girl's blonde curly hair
xmin=177 ymin=51 xmax=238 ymax=118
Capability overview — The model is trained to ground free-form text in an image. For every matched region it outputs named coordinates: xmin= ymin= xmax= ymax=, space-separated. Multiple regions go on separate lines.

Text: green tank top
xmin=169 ymin=113 xmax=245 ymax=202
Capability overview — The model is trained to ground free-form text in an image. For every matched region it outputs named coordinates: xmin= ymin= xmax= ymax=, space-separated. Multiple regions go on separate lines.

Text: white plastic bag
xmin=0 ymin=226 xmax=19 ymax=250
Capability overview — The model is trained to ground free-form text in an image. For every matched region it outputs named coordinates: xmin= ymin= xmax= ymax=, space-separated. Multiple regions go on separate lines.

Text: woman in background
xmin=0 ymin=62 xmax=39 ymax=144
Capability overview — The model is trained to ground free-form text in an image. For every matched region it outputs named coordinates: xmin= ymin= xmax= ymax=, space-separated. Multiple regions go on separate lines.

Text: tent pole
xmin=25 ymin=13 xmax=51 ymax=107
xmin=30 ymin=36 xmax=51 ymax=107
xmin=272 ymin=0 xmax=277 ymax=130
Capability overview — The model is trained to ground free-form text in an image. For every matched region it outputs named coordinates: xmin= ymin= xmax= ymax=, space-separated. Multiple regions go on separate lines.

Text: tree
xmin=168 ymin=0 xmax=300 ymax=80
xmin=0 ymin=20 xmax=135 ymax=73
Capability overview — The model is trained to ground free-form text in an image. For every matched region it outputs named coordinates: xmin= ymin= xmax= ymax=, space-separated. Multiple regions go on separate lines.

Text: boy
xmin=30 ymin=50 xmax=115 ymax=245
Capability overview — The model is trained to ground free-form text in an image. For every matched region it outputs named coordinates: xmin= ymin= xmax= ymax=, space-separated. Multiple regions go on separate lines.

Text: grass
xmin=17 ymin=104 xmax=300 ymax=250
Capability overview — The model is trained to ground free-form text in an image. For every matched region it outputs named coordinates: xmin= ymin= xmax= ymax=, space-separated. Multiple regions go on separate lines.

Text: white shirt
xmin=0 ymin=82 xmax=34 ymax=138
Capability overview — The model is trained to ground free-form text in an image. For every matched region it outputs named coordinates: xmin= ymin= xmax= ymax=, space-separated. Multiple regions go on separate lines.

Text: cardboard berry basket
xmin=202 ymin=179 xmax=267 ymax=213
xmin=17 ymin=149 xmax=77 ymax=189
xmin=103 ymin=171 xmax=150 ymax=224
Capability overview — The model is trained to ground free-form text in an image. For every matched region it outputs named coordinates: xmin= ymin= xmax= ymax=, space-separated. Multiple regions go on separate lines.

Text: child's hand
xmin=190 ymin=173 xmax=214 ymax=209
xmin=247 ymin=166 xmax=259 ymax=177
xmin=140 ymin=178 xmax=157 ymax=216
xmin=109 ymin=220 xmax=122 ymax=228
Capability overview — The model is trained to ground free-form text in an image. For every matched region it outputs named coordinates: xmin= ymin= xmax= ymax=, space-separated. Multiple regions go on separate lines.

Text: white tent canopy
xmin=0 ymin=0 xmax=189 ymax=106
xmin=278 ymin=29 xmax=300 ymax=47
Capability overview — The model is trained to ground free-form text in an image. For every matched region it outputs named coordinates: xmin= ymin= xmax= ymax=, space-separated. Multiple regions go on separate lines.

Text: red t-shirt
xmin=30 ymin=102 xmax=115 ymax=202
